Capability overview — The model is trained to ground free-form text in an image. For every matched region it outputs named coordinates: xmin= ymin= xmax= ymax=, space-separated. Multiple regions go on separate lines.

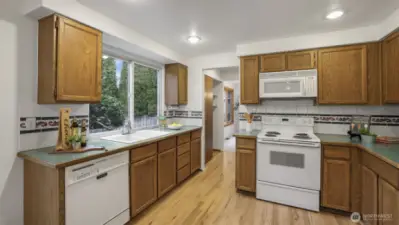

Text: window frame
xmin=89 ymin=52 xmax=163 ymax=137
xmin=224 ymin=86 xmax=234 ymax=127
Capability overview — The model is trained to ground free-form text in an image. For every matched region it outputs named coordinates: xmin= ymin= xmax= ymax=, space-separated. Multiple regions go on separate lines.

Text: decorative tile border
xmin=20 ymin=115 xmax=89 ymax=134
xmin=163 ymin=110 xmax=202 ymax=119
xmin=238 ymin=113 xmax=399 ymax=126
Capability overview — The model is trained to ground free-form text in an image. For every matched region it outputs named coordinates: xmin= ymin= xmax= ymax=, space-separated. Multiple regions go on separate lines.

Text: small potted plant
xmin=359 ymin=128 xmax=377 ymax=144
xmin=68 ymin=134 xmax=82 ymax=150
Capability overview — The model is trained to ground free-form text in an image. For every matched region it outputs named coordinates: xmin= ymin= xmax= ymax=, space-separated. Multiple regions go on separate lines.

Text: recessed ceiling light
xmin=326 ymin=10 xmax=344 ymax=20
xmin=187 ymin=35 xmax=201 ymax=44
xmin=102 ymin=55 xmax=109 ymax=59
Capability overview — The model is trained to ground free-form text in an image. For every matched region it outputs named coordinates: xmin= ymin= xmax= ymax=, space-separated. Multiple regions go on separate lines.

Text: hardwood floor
xmin=130 ymin=151 xmax=356 ymax=225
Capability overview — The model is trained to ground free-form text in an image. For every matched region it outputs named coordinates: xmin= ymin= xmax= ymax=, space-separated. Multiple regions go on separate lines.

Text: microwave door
xmin=259 ymin=77 xmax=305 ymax=98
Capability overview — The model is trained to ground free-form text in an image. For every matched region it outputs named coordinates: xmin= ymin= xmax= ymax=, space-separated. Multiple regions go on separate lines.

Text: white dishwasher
xmin=65 ymin=152 xmax=130 ymax=225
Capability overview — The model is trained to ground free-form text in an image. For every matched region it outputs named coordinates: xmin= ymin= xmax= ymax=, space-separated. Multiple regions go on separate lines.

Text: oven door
xmin=259 ymin=77 xmax=305 ymax=98
xmin=256 ymin=141 xmax=320 ymax=190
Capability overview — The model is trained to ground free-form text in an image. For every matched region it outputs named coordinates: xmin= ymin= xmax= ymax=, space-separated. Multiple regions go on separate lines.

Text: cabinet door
xmin=318 ymin=45 xmax=368 ymax=104
xmin=322 ymin=159 xmax=351 ymax=211
xmin=131 ymin=155 xmax=157 ymax=217
xmin=286 ymin=50 xmax=316 ymax=70
xmin=56 ymin=16 xmax=102 ymax=102
xmin=158 ymin=148 xmax=176 ymax=197
xmin=361 ymin=165 xmax=378 ymax=225
xmin=190 ymin=138 xmax=201 ymax=173
xmin=178 ymin=65 xmax=188 ymax=105
xmin=379 ymin=178 xmax=399 ymax=225
xmin=240 ymin=56 xmax=259 ymax=104
xmin=260 ymin=53 xmax=286 ymax=72
xmin=383 ymin=32 xmax=399 ymax=103
xmin=236 ymin=149 xmax=256 ymax=192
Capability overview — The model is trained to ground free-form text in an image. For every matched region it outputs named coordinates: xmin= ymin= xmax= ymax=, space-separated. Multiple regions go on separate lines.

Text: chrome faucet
xmin=121 ymin=120 xmax=133 ymax=135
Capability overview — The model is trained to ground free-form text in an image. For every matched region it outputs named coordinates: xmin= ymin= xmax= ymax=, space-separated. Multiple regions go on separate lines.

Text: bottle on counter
xmin=71 ymin=118 xmax=79 ymax=137
xmin=81 ymin=120 xmax=87 ymax=147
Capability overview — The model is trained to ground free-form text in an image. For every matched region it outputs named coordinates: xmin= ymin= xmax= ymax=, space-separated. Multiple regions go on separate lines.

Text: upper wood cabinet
xmin=383 ymin=31 xmax=399 ymax=104
xmin=165 ymin=63 xmax=188 ymax=105
xmin=260 ymin=53 xmax=286 ymax=72
xmin=240 ymin=56 xmax=259 ymax=104
xmin=38 ymin=14 xmax=102 ymax=104
xmin=318 ymin=45 xmax=368 ymax=104
xmin=286 ymin=50 xmax=317 ymax=71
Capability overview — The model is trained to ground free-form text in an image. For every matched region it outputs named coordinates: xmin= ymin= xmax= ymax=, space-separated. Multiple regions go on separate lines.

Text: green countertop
xmin=316 ymin=133 xmax=399 ymax=168
xmin=18 ymin=126 xmax=202 ymax=168
xmin=233 ymin=130 xmax=261 ymax=138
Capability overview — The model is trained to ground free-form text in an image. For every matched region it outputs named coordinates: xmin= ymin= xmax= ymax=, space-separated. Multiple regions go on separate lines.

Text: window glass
xmin=90 ymin=56 xmax=129 ymax=133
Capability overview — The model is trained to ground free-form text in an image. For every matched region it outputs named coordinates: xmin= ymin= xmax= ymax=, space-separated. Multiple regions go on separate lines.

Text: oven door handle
xmin=257 ymin=140 xmax=320 ymax=148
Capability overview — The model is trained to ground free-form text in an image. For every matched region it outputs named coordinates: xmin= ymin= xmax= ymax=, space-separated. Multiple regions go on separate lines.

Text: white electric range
xmin=256 ymin=116 xmax=321 ymax=211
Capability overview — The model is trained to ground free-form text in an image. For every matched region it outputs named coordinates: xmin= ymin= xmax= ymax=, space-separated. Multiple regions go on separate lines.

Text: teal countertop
xmin=316 ymin=133 xmax=399 ymax=168
xmin=233 ymin=130 xmax=261 ymax=138
xmin=18 ymin=126 xmax=202 ymax=169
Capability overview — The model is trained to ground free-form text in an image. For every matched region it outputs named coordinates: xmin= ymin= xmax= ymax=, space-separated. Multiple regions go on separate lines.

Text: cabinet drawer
xmin=177 ymin=142 xmax=190 ymax=156
xmin=191 ymin=129 xmax=201 ymax=140
xmin=177 ymin=152 xmax=190 ymax=169
xmin=177 ymin=164 xmax=191 ymax=183
xmin=158 ymin=137 xmax=176 ymax=153
xmin=362 ymin=151 xmax=399 ymax=189
xmin=177 ymin=133 xmax=191 ymax=145
xmin=131 ymin=143 xmax=157 ymax=163
xmin=323 ymin=145 xmax=351 ymax=160
xmin=236 ymin=138 xmax=256 ymax=150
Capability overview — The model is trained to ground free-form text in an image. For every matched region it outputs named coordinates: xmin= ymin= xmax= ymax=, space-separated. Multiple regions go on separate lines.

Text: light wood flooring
xmin=130 ymin=151 xmax=356 ymax=225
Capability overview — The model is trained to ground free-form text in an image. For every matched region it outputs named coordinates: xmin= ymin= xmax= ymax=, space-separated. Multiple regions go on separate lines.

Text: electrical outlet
xmin=26 ymin=117 xmax=36 ymax=130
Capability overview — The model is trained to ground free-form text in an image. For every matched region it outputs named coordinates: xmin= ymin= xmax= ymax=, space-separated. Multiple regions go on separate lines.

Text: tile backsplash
xmin=20 ymin=115 xmax=89 ymax=134
xmin=239 ymin=99 xmax=399 ymax=136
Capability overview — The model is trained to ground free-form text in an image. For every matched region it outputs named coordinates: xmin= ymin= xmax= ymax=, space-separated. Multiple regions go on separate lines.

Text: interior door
xmin=204 ymin=75 xmax=213 ymax=164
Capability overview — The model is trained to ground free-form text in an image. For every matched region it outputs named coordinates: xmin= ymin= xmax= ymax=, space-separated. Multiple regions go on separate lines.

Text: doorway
xmin=204 ymin=75 xmax=214 ymax=164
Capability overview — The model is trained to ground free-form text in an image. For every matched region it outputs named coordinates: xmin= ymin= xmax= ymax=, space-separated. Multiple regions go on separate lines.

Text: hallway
xmin=130 ymin=151 xmax=355 ymax=225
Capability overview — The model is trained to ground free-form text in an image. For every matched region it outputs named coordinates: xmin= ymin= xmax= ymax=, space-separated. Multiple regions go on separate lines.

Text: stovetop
xmin=258 ymin=130 xmax=320 ymax=143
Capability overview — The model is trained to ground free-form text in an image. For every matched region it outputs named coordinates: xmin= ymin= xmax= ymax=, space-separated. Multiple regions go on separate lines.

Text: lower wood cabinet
xmin=190 ymin=138 xmax=201 ymax=173
xmin=130 ymin=155 xmax=157 ymax=217
xmin=378 ymin=178 xmax=399 ymax=225
xmin=236 ymin=137 xmax=256 ymax=192
xmin=158 ymin=148 xmax=176 ymax=197
xmin=361 ymin=165 xmax=378 ymax=225
xmin=322 ymin=158 xmax=351 ymax=211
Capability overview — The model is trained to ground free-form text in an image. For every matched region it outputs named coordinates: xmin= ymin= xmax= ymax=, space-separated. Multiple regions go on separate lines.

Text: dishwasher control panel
xmin=65 ymin=152 xmax=129 ymax=186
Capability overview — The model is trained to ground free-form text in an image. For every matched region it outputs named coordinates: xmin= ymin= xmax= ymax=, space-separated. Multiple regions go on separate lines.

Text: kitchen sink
xmin=101 ymin=133 xmax=146 ymax=144
xmin=101 ymin=129 xmax=171 ymax=144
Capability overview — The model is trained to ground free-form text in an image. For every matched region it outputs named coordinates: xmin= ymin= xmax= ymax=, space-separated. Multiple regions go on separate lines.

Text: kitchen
xmin=2 ymin=0 xmax=399 ymax=225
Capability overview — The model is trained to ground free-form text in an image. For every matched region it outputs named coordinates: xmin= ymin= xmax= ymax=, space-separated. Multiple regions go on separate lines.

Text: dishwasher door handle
xmin=96 ymin=172 xmax=108 ymax=180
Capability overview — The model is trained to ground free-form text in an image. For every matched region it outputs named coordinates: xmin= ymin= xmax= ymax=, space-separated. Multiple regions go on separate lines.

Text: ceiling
xmin=79 ymin=0 xmax=399 ymax=58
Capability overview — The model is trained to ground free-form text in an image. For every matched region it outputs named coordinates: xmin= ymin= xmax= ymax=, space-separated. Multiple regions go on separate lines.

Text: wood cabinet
xmin=383 ymin=31 xmax=399 ymax=104
xmin=236 ymin=137 xmax=256 ymax=192
xmin=165 ymin=63 xmax=188 ymax=105
xmin=361 ymin=165 xmax=378 ymax=225
xmin=286 ymin=50 xmax=317 ymax=70
xmin=190 ymin=137 xmax=201 ymax=173
xmin=322 ymin=158 xmax=351 ymax=211
xmin=379 ymin=178 xmax=399 ymax=225
xmin=158 ymin=148 xmax=176 ymax=197
xmin=260 ymin=53 xmax=286 ymax=72
xmin=131 ymin=154 xmax=157 ymax=217
xmin=240 ymin=56 xmax=259 ymax=104
xmin=38 ymin=14 xmax=102 ymax=104
xmin=318 ymin=45 xmax=368 ymax=104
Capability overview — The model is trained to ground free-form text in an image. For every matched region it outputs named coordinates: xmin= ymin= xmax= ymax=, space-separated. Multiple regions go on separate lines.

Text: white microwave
xmin=259 ymin=70 xmax=317 ymax=99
